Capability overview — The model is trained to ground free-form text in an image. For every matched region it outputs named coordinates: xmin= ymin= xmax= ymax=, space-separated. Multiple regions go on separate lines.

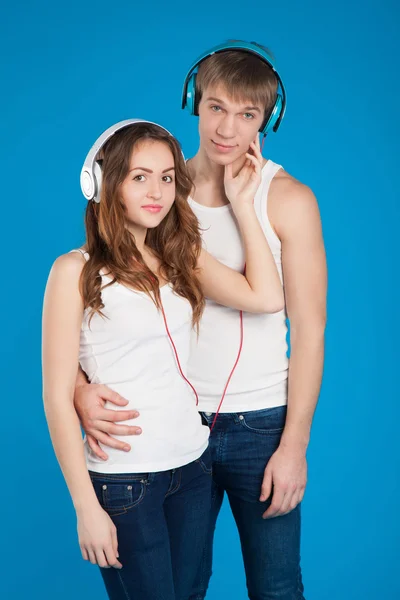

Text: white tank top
xmin=187 ymin=160 xmax=289 ymax=413
xmin=72 ymin=251 xmax=209 ymax=474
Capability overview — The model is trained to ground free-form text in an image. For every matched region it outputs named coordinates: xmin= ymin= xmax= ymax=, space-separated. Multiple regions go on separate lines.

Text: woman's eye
xmin=133 ymin=175 xmax=146 ymax=181
xmin=162 ymin=175 xmax=173 ymax=183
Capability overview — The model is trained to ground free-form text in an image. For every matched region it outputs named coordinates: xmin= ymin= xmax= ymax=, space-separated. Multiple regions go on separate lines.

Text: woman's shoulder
xmin=50 ymin=248 xmax=87 ymax=279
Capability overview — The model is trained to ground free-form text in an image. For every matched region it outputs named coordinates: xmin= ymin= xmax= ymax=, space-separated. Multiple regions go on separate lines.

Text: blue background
xmin=1 ymin=0 xmax=399 ymax=598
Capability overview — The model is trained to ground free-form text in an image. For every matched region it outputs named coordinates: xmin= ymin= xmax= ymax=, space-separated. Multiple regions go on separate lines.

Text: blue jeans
xmin=190 ymin=406 xmax=305 ymax=600
xmin=89 ymin=447 xmax=212 ymax=600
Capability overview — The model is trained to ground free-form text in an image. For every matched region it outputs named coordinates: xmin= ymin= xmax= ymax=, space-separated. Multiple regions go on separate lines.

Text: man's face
xmin=197 ymin=84 xmax=265 ymax=165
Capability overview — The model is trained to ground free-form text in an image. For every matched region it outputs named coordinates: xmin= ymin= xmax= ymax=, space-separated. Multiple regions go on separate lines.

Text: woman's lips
xmin=142 ymin=205 xmax=162 ymax=213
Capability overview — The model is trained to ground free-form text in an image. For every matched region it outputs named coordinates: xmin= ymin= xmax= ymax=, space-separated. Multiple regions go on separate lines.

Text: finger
xmin=104 ymin=545 xmax=122 ymax=569
xmin=101 ymin=422 xmax=142 ymax=436
xmin=95 ymin=548 xmax=110 ymax=569
xmin=289 ymin=490 xmax=301 ymax=512
xmin=87 ymin=407 xmax=139 ymax=426
xmin=249 ymin=141 xmax=263 ymax=164
xmin=94 ymin=431 xmax=132 ymax=452
xmin=298 ymin=487 xmax=305 ymax=504
xmin=87 ymin=434 xmax=108 ymax=460
xmin=280 ymin=490 xmax=300 ymax=516
xmin=245 ymin=153 xmax=262 ymax=175
xmin=260 ymin=468 xmax=272 ymax=502
xmin=96 ymin=386 xmax=129 ymax=406
xmin=80 ymin=545 xmax=89 ymax=562
xmin=96 ymin=408 xmax=140 ymax=423
xmin=224 ymin=162 xmax=233 ymax=180
xmin=254 ymin=134 xmax=262 ymax=155
xmin=245 ymin=152 xmax=260 ymax=166
xmin=87 ymin=548 xmax=97 ymax=565
xmin=111 ymin=527 xmax=119 ymax=559
xmin=279 ymin=489 xmax=295 ymax=515
xmin=262 ymin=486 xmax=285 ymax=519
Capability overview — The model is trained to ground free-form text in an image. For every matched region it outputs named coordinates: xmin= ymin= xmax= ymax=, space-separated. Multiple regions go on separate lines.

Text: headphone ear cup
xmin=92 ymin=160 xmax=103 ymax=203
xmin=80 ymin=168 xmax=95 ymax=200
xmin=261 ymin=93 xmax=283 ymax=135
xmin=185 ymin=73 xmax=197 ymax=115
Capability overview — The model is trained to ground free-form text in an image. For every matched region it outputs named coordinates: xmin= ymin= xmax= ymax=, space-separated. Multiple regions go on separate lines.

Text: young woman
xmin=42 ymin=119 xmax=284 ymax=600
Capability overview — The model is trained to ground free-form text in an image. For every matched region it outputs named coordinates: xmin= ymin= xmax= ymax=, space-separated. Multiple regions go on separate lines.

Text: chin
xmin=143 ymin=216 xmax=166 ymax=229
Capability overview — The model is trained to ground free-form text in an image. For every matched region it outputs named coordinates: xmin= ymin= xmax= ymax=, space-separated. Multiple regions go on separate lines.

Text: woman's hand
xmin=224 ymin=136 xmax=263 ymax=213
xmin=77 ymin=503 xmax=122 ymax=569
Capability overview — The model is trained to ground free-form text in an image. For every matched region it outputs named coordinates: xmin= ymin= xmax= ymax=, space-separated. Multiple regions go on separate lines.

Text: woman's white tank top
xmin=72 ymin=251 xmax=209 ymax=474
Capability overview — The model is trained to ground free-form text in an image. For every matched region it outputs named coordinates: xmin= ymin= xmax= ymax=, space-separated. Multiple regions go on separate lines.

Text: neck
xmin=188 ymin=146 xmax=247 ymax=186
xmin=127 ymin=223 xmax=147 ymax=253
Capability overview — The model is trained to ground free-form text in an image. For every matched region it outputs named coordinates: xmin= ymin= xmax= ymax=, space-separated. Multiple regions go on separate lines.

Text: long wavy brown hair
xmin=80 ymin=122 xmax=205 ymax=329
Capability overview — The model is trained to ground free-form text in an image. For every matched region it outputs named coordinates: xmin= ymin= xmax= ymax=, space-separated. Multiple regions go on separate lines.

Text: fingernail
xmin=135 ymin=428 xmax=142 ymax=435
xmin=124 ymin=446 xmax=130 ymax=452
xmin=259 ymin=496 xmax=265 ymax=502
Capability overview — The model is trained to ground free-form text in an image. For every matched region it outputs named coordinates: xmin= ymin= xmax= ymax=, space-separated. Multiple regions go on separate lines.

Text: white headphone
xmin=80 ymin=119 xmax=177 ymax=203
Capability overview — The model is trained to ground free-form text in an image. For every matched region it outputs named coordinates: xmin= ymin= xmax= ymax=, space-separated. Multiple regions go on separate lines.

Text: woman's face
xmin=119 ymin=139 xmax=176 ymax=233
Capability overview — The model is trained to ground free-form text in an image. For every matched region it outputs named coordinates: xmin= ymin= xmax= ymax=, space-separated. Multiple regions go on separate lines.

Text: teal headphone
xmin=181 ymin=40 xmax=286 ymax=136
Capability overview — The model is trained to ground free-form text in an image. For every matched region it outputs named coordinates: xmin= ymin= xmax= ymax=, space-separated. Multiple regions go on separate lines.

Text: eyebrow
xmin=205 ymin=97 xmax=261 ymax=113
xmin=129 ymin=166 xmax=175 ymax=174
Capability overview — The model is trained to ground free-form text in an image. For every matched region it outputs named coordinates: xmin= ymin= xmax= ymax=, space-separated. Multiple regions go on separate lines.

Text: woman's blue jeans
xmin=89 ymin=447 xmax=212 ymax=600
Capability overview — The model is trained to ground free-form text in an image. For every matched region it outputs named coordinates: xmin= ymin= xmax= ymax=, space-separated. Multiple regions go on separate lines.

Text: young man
xmin=74 ymin=41 xmax=327 ymax=599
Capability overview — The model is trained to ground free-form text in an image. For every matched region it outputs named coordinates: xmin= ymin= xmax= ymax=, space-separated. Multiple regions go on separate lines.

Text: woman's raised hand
xmin=224 ymin=136 xmax=263 ymax=213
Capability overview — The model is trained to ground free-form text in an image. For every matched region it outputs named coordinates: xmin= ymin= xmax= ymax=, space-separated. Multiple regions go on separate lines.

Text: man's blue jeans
xmin=190 ymin=406 xmax=305 ymax=600
xmin=89 ymin=447 xmax=212 ymax=600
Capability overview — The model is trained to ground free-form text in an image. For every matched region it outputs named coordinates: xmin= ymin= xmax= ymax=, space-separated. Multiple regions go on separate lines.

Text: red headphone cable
xmin=160 ymin=301 xmax=199 ymax=406
xmin=209 ymin=309 xmax=244 ymax=431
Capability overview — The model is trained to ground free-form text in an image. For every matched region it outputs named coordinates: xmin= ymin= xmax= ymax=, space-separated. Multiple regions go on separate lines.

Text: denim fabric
xmin=89 ymin=447 xmax=212 ymax=600
xmin=189 ymin=407 xmax=305 ymax=600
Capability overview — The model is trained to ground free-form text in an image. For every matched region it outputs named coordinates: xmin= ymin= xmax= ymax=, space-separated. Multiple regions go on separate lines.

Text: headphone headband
xmin=80 ymin=119 xmax=176 ymax=202
xmin=181 ymin=40 xmax=286 ymax=135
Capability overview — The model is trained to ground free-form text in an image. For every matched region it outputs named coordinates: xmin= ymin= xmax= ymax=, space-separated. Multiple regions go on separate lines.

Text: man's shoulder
xmin=270 ymin=166 xmax=312 ymax=200
xmin=268 ymin=167 xmax=320 ymax=239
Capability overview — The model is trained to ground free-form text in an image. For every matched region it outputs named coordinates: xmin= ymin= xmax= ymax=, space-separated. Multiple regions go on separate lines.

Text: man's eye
xmin=243 ymin=113 xmax=255 ymax=120
xmin=211 ymin=105 xmax=222 ymax=112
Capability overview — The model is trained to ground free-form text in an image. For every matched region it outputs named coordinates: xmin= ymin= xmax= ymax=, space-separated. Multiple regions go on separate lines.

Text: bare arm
xmin=42 ymin=253 xmax=97 ymax=511
xmin=260 ymin=178 xmax=327 ymax=518
xmin=196 ymin=139 xmax=284 ymax=314
xmin=196 ymin=204 xmax=284 ymax=313
xmin=42 ymin=252 xmax=121 ymax=567
xmin=279 ymin=183 xmax=326 ymax=451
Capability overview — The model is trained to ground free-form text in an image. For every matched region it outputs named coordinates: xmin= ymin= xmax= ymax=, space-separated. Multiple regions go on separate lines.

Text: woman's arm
xmin=196 ymin=139 xmax=284 ymax=313
xmin=42 ymin=252 xmax=121 ymax=569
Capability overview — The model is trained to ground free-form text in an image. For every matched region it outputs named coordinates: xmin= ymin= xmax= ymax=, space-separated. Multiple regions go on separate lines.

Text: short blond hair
xmin=196 ymin=49 xmax=278 ymax=118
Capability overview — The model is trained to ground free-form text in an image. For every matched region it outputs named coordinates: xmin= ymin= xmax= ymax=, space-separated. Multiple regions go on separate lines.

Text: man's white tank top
xmin=187 ymin=160 xmax=289 ymax=413
xmin=72 ymin=251 xmax=209 ymax=474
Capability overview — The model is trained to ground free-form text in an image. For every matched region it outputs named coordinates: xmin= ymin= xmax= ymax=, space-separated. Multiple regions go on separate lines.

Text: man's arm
xmin=74 ymin=366 xmax=142 ymax=460
xmin=76 ymin=365 xmax=88 ymax=387
xmin=260 ymin=175 xmax=327 ymax=518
